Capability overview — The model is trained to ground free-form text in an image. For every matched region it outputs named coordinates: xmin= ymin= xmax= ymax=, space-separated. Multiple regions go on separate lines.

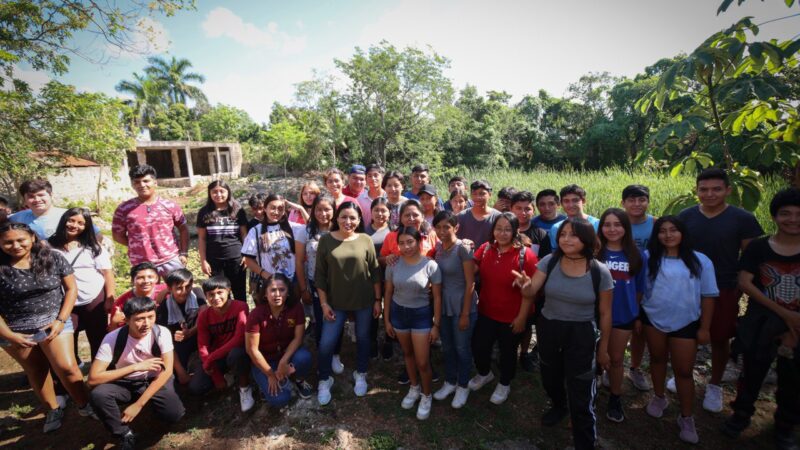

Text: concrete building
xmin=129 ymin=140 xmax=243 ymax=187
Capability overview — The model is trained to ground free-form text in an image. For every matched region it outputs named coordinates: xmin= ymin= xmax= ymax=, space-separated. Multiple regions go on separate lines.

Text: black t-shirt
xmin=156 ymin=286 xmax=207 ymax=334
xmin=196 ymin=206 xmax=248 ymax=261
xmin=521 ymin=224 xmax=552 ymax=258
xmin=739 ymin=236 xmax=800 ymax=312
xmin=678 ymin=205 xmax=764 ymax=289
xmin=247 ymin=218 xmax=261 ymax=231
xmin=0 ymin=252 xmax=74 ymax=332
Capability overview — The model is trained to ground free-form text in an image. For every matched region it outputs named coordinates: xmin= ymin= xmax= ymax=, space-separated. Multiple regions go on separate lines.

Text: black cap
xmin=419 ymin=184 xmax=437 ymax=196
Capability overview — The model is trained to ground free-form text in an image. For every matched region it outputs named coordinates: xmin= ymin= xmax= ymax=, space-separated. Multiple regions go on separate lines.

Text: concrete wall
xmin=48 ymin=166 xmax=133 ymax=205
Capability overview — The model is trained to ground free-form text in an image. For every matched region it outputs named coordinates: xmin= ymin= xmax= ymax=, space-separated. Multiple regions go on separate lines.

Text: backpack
xmin=109 ymin=324 xmax=162 ymax=370
xmin=541 ymin=255 xmax=602 ymax=319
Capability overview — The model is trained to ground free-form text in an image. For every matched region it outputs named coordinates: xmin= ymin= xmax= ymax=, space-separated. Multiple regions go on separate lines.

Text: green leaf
xmin=670 ymin=162 xmax=684 ymax=177
xmin=717 ymin=0 xmax=735 ymax=14
xmin=662 ymin=193 xmax=697 ymax=216
xmin=685 ymin=157 xmax=697 ymax=174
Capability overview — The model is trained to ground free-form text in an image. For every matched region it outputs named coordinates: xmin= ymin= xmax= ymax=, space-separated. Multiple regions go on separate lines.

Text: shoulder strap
xmin=110 ymin=327 xmax=129 ymax=369
xmin=518 ymin=246 xmax=526 ymax=273
xmin=68 ymin=247 xmax=86 ymax=267
xmin=590 ymin=259 xmax=602 ymax=320
xmin=151 ymin=325 xmax=162 ymax=357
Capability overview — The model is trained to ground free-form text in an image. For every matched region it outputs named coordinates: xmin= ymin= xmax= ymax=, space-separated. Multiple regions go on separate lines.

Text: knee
xmin=609 ymin=353 xmax=625 ymax=368
xmin=291 ymin=348 xmax=313 ymax=374
xmin=89 ymin=385 xmax=110 ymax=406
xmin=673 ymin=366 xmax=693 ymax=379
xmin=266 ymin=389 xmax=291 ymax=408
xmin=158 ymin=403 xmax=185 ymax=423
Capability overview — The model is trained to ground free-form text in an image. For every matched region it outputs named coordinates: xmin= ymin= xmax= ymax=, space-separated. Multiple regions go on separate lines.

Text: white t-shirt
xmin=53 ymin=245 xmax=111 ymax=306
xmin=95 ymin=325 xmax=174 ymax=380
xmin=241 ymin=222 xmax=304 ymax=278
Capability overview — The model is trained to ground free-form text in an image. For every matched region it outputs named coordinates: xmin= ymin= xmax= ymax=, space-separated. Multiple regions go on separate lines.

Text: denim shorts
xmin=390 ymin=301 xmax=432 ymax=334
xmin=0 ymin=317 xmax=74 ymax=347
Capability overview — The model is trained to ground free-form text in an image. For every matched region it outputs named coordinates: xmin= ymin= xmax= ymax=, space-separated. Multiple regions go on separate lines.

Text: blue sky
xmin=20 ymin=0 xmax=800 ymax=123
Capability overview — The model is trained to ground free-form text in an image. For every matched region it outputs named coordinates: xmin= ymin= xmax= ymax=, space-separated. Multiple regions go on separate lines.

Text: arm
xmin=239 ymin=225 xmax=248 ymax=242
xmin=198 ymin=228 xmax=211 ymax=276
xmin=596 ymin=289 xmax=613 ymax=370
xmin=47 ymin=274 xmax=78 ymax=340
xmin=315 ymin=240 xmax=335 ymax=321
xmin=206 ymin=307 xmax=247 ymax=364
xmin=196 ymin=310 xmax=211 ymax=363
xmin=516 ymin=269 xmax=547 ymax=298
xmin=430 ymin=283 xmax=442 ymax=343
xmin=177 ymin=223 xmax=190 ymax=265
xmin=0 ymin=315 xmax=35 ymax=347
xmin=112 ymin=230 xmax=128 ymax=247
xmin=383 ymin=279 xmax=395 ymax=338
xmin=101 ymin=268 xmax=116 ymax=314
xmin=244 ymin=256 xmax=269 ymax=280
xmin=285 ymin=201 xmax=310 ymax=221
xmin=740 ymin=271 xmax=800 ymax=330
xmin=459 ymin=260 xmax=476 ymax=330
xmin=277 ymin=323 xmax=305 ymax=380
xmin=295 ymin=241 xmax=311 ymax=304
xmin=697 ymin=296 xmax=715 ymax=345
xmin=121 ymin=350 xmax=174 ymax=423
xmin=88 ymin=355 xmax=164 ymax=387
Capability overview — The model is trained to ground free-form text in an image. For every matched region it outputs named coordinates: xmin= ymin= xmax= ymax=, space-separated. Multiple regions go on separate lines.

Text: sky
xmin=20 ymin=0 xmax=800 ymax=124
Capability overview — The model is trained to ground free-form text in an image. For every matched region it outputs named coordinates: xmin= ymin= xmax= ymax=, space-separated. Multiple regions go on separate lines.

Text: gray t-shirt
xmin=434 ymin=241 xmax=477 ymax=317
xmin=538 ymin=254 xmax=614 ymax=322
xmin=457 ymin=208 xmax=501 ymax=249
xmin=386 ymin=257 xmax=442 ymax=308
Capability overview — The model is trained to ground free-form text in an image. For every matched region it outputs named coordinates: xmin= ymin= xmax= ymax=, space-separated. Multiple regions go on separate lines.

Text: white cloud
xmin=105 ymin=17 xmax=171 ymax=59
xmin=201 ymin=7 xmax=307 ymax=54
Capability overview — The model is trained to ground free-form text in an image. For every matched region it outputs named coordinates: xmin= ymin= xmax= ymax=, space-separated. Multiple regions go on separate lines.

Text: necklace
xmin=563 ymin=254 xmax=585 ymax=261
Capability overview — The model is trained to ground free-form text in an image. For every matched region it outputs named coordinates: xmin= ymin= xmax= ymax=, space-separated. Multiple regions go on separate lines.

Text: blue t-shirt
xmin=532 ymin=214 xmax=566 ymax=233
xmin=631 ymin=215 xmax=654 ymax=251
xmin=602 ymin=249 xmax=647 ymax=327
xmin=642 ymin=251 xmax=719 ymax=332
xmin=548 ymin=215 xmax=600 ymax=249
xmin=10 ymin=207 xmax=100 ymax=239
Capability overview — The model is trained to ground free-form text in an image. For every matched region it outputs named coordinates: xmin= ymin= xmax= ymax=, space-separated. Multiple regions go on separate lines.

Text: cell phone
xmin=31 ymin=330 xmax=49 ymax=343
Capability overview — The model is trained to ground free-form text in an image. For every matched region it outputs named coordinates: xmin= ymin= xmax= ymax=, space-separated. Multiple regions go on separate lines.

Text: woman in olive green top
xmin=315 ymin=201 xmax=382 ymax=406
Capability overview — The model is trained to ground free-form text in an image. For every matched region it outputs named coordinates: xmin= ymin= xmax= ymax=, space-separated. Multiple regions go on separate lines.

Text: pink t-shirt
xmin=112 ymin=197 xmax=186 ymax=266
xmin=94 ymin=325 xmax=174 ymax=380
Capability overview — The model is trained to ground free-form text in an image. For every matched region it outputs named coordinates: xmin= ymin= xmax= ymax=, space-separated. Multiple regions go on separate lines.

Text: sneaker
xmin=489 ymin=383 xmax=510 ymax=405
xmin=402 ymin=385 xmax=421 ymax=409
xmin=646 ymin=395 xmax=669 ymax=418
xmin=239 ymin=386 xmax=255 ymax=412
xmin=432 ymin=368 xmax=441 ymax=383
xmin=318 ymin=377 xmax=334 ymax=406
xmin=433 ymin=382 xmax=456 ymax=400
xmin=294 ymin=380 xmax=313 ymax=399
xmin=519 ymin=352 xmax=539 ymax=372
xmin=666 ymin=376 xmax=677 ymax=394
xmin=331 ymin=355 xmax=344 ymax=375
xmin=776 ymin=426 xmax=800 ymax=450
xmin=397 ymin=369 xmax=410 ymax=385
xmin=703 ymin=384 xmax=724 ymax=413
xmin=55 ymin=394 xmax=68 ymax=410
xmin=601 ymin=371 xmax=610 ymax=388
xmin=119 ymin=430 xmax=136 ymax=450
xmin=416 ymin=394 xmax=432 ymax=420
xmin=451 ymin=386 xmax=470 ymax=409
xmin=381 ymin=340 xmax=394 ymax=361
xmin=541 ymin=404 xmax=569 ymax=426
xmin=606 ymin=396 xmax=625 ymax=423
xmin=468 ymin=372 xmax=495 ymax=391
xmin=721 ymin=413 xmax=751 ymax=439
xmin=77 ymin=403 xmax=99 ymax=420
xmin=677 ymin=415 xmax=699 ymax=444
xmin=43 ymin=408 xmax=63 ymax=433
xmin=629 ymin=368 xmax=651 ymax=391
xmin=353 ymin=371 xmax=368 ymax=397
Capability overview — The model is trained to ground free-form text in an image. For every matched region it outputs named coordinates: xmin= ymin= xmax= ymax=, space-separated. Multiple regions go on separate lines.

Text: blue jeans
xmin=440 ymin=313 xmax=476 ymax=387
xmin=310 ymin=280 xmax=342 ymax=355
xmin=251 ymin=347 xmax=313 ymax=408
xmin=318 ymin=306 xmax=372 ymax=380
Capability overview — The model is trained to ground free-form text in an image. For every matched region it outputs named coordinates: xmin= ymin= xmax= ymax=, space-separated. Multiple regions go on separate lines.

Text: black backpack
xmin=109 ymin=325 xmax=162 ymax=370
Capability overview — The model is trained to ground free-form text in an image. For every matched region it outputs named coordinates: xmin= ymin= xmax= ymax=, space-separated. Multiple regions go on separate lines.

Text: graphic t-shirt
xmin=112 ymin=197 xmax=186 ymax=266
xmin=197 ymin=300 xmax=249 ymax=387
xmin=739 ymin=236 xmax=800 ymax=312
xmin=246 ymin=302 xmax=305 ymax=361
xmin=387 ymin=198 xmax=407 ymax=228
xmin=196 ymin=206 xmax=248 ymax=261
xmin=10 ymin=207 xmax=100 ymax=239
xmin=631 ymin=215 xmax=654 ymax=251
xmin=301 ymin=226 xmax=328 ymax=282
xmin=521 ymin=225 xmax=552 ymax=258
xmin=95 ymin=325 xmax=174 ymax=380
xmin=241 ymin=222 xmax=304 ymax=278
xmin=602 ymin=249 xmax=647 ymax=326
xmin=0 ymin=252 xmax=74 ymax=331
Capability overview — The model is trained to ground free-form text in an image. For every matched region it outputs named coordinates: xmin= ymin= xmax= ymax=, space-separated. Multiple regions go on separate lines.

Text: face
xmin=371 ymin=203 xmax=390 ymax=226
xmin=301 ymin=187 xmax=318 ymax=206
xmin=412 ymin=171 xmax=429 ymax=190
xmin=366 ymin=170 xmax=383 ymax=190
xmin=434 ymin=220 xmax=458 ymax=242
xmin=511 ymin=201 xmax=535 ymax=225
xmin=251 ymin=204 xmax=266 ymax=222
xmin=128 ymin=310 xmax=156 ymax=338
xmin=206 ymin=287 xmax=231 ymax=309
xmin=348 ymin=173 xmax=366 ymax=194
xmin=169 ymin=280 xmax=193 ymax=302
xmin=449 ymin=180 xmax=466 ymax=193
xmin=397 ymin=233 xmax=421 ymax=257
xmin=558 ymin=223 xmax=586 ymax=255
xmin=657 ymin=221 xmax=683 ymax=250
xmin=622 ymin=196 xmax=649 ymax=219
xmin=265 ymin=280 xmax=289 ymax=308
xmin=494 ymin=198 xmax=511 ymax=212
xmin=776 ymin=206 xmax=800 ymax=236
xmin=401 ymin=205 xmax=424 ymax=229
xmin=24 ymin=190 xmax=53 ymax=215
xmin=326 ymin=174 xmax=343 ymax=196
xmin=418 ymin=193 xmax=436 ymax=213
xmin=266 ymin=200 xmax=285 ymax=222
xmin=314 ymin=200 xmax=335 ymax=226
xmin=493 ymin=217 xmax=514 ymax=247
xmin=471 ymin=189 xmax=491 ymax=208
xmin=210 ymin=186 xmax=229 ymax=206
xmin=0 ymin=229 xmax=33 ymax=259
xmin=561 ymin=193 xmax=585 ymax=217
xmin=601 ymin=214 xmax=625 ymax=244
xmin=132 ymin=269 xmax=159 ymax=296
xmin=697 ymin=179 xmax=731 ymax=208
xmin=132 ymin=175 xmax=157 ymax=199
xmin=64 ymin=214 xmax=86 ymax=239
xmin=336 ymin=207 xmax=360 ymax=234
xmin=384 ymin=178 xmax=403 ymax=200
xmin=536 ymin=196 xmax=559 ymax=220
xmin=450 ymin=195 xmax=467 ymax=214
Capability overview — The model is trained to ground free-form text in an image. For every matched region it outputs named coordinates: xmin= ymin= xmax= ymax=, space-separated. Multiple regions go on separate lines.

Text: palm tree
xmin=115 ymin=72 xmax=167 ymax=128
xmin=145 ymin=56 xmax=207 ymax=106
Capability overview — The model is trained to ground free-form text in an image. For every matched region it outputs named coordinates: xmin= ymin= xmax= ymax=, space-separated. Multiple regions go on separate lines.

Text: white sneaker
xmin=77 ymin=403 xmax=99 ymax=420
xmin=416 ymin=394 xmax=432 ymax=420
xmin=401 ymin=384 xmax=421 ymax=409
xmin=490 ymin=383 xmax=510 ymax=405
xmin=666 ymin=376 xmax=677 ymax=394
xmin=468 ymin=372 xmax=495 ymax=391
xmin=239 ymin=386 xmax=255 ymax=412
xmin=353 ymin=371 xmax=368 ymax=397
xmin=628 ymin=368 xmax=651 ymax=391
xmin=318 ymin=377 xmax=334 ymax=406
xmin=601 ymin=371 xmax=610 ymax=388
xmin=703 ymin=383 xmax=724 ymax=413
xmin=433 ymin=382 xmax=456 ymax=400
xmin=56 ymin=394 xmax=68 ymax=410
xmin=451 ymin=386 xmax=470 ymax=409
xmin=331 ymin=354 xmax=344 ymax=375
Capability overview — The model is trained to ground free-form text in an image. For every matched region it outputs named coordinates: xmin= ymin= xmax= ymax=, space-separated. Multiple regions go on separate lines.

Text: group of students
xmin=0 ymin=162 xmax=798 ymax=450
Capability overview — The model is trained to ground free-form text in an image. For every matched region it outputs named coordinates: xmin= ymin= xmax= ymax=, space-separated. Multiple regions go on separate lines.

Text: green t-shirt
xmin=315 ymin=233 xmax=380 ymax=311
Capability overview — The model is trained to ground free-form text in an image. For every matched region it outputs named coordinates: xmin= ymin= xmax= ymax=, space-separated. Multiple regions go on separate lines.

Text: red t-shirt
xmin=197 ymin=300 xmax=249 ymax=387
xmin=474 ymin=243 xmax=538 ymax=323
xmin=380 ymin=230 xmax=438 ymax=258
xmin=109 ymin=284 xmax=167 ymax=330
xmin=246 ymin=302 xmax=305 ymax=361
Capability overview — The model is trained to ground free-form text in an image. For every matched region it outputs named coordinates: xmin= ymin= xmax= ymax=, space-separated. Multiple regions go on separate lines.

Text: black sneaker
xmin=606 ymin=396 xmax=624 ymax=423
xmin=381 ymin=340 xmax=394 ymax=361
xmin=119 ymin=431 xmax=136 ymax=450
xmin=370 ymin=341 xmax=379 ymax=360
xmin=397 ymin=369 xmax=410 ymax=385
xmin=776 ymin=426 xmax=800 ymax=450
xmin=519 ymin=352 xmax=539 ymax=372
xmin=294 ymin=379 xmax=313 ymax=399
xmin=542 ymin=404 xmax=569 ymax=427
xmin=721 ymin=413 xmax=750 ymax=439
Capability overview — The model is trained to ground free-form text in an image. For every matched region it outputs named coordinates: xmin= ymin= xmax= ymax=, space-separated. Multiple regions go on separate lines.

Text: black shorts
xmin=640 ymin=310 xmax=700 ymax=339
xmin=612 ymin=318 xmax=637 ymax=331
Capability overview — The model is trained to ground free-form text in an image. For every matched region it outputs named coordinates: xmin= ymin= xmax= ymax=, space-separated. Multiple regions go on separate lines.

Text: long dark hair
xmin=49 ymin=207 xmax=102 ymax=257
xmin=552 ymin=218 xmax=599 ymax=261
xmin=0 ymin=222 xmax=56 ymax=279
xmin=488 ymin=212 xmax=526 ymax=249
xmin=648 ymin=216 xmax=701 ymax=281
xmin=598 ymin=208 xmax=642 ymax=275
xmin=330 ymin=201 xmax=365 ymax=233
xmin=260 ymin=193 xmax=295 ymax=254
xmin=200 ymin=180 xmax=241 ymax=223
xmin=255 ymin=273 xmax=297 ymax=307
xmin=306 ymin=193 xmax=336 ymax=238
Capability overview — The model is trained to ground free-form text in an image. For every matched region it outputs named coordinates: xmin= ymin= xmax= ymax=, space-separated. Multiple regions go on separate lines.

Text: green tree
xmin=263 ymin=122 xmax=308 ymax=176
xmin=149 ymin=103 xmax=201 ymax=141
xmin=145 ymin=55 xmax=207 ymax=106
xmin=198 ymin=104 xmax=257 ymax=142
xmin=115 ymin=72 xmax=168 ymax=129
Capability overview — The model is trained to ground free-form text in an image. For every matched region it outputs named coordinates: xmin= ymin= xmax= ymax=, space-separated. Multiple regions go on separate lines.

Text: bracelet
xmin=374 ymin=298 xmax=382 ymax=303
xmin=55 ymin=317 xmax=67 ymax=324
